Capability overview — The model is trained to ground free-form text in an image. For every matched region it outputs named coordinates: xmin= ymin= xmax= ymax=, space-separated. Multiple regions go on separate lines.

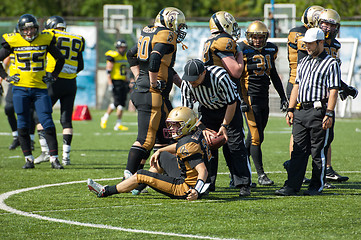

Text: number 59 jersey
xmin=44 ymin=29 xmax=85 ymax=79
xmin=1 ymin=31 xmax=56 ymax=89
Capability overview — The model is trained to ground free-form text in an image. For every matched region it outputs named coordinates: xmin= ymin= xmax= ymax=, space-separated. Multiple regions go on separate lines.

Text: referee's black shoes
xmin=325 ymin=166 xmax=349 ymax=182
xmin=275 ymin=186 xmax=298 ymax=196
xmin=303 ymin=188 xmax=322 ymax=196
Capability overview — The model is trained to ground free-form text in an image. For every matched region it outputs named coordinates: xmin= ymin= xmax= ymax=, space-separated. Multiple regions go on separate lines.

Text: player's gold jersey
xmin=135 ymin=25 xmax=178 ymax=95
xmin=2 ymin=31 xmax=55 ymax=89
xmin=44 ymin=29 xmax=85 ymax=79
xmin=287 ymin=25 xmax=308 ymax=84
xmin=105 ymin=50 xmax=128 ymax=81
xmin=176 ymin=129 xmax=211 ymax=187
xmin=202 ymin=32 xmax=237 ymax=67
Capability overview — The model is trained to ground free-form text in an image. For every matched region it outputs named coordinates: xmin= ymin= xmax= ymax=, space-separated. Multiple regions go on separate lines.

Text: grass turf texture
xmin=0 ymin=108 xmax=360 ymax=240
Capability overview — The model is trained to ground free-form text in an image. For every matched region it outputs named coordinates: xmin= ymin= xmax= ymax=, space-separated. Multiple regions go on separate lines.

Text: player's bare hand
xmin=286 ymin=112 xmax=294 ymax=127
xmin=150 ymin=151 xmax=160 ymax=168
xmin=186 ymin=188 xmax=198 ymax=201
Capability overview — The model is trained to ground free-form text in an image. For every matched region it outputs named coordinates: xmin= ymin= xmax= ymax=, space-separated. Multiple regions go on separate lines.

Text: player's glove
xmin=240 ymin=100 xmax=249 ymax=112
xmin=42 ymin=72 xmax=56 ymax=84
xmin=339 ymin=86 xmax=358 ymax=101
xmin=5 ymin=74 xmax=20 ymax=84
xmin=339 ymin=89 xmax=347 ymax=101
xmin=152 ymin=80 xmax=166 ymax=91
xmin=280 ymin=99 xmax=289 ymax=112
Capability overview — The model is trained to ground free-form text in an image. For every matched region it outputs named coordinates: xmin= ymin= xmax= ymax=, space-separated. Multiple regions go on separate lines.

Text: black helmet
xmin=17 ymin=14 xmax=39 ymax=42
xmin=44 ymin=16 xmax=66 ymax=30
xmin=115 ymin=39 xmax=127 ymax=48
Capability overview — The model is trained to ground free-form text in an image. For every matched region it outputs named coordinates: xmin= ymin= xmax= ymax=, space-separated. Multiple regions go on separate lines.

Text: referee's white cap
xmin=182 ymin=59 xmax=205 ymax=82
xmin=301 ymin=28 xmax=325 ymax=43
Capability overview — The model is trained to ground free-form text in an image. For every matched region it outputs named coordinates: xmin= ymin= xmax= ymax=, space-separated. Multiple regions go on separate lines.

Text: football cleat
xmin=62 ymin=157 xmax=71 ymax=166
xmin=239 ymin=185 xmax=251 ymax=197
xmin=258 ymin=173 xmax=274 ymax=186
xmin=34 ymin=152 xmax=50 ymax=164
xmin=325 ymin=166 xmax=349 ymax=182
xmin=87 ymin=179 xmax=106 ymax=197
xmin=114 ymin=124 xmax=129 ymax=131
xmin=22 ymin=156 xmax=35 ymax=169
xmin=9 ymin=137 xmax=20 ymax=150
xmin=100 ymin=117 xmax=107 ymax=129
xmin=123 ymin=169 xmax=133 ymax=180
xmin=324 ymin=182 xmax=336 ymax=189
xmin=51 ymin=158 xmax=64 ymax=169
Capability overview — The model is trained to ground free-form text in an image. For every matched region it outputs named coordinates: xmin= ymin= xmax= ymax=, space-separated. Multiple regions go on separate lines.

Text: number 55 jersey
xmin=1 ymin=31 xmax=56 ymax=89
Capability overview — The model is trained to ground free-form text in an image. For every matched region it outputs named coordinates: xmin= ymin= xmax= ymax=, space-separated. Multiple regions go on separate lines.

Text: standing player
xmin=88 ymin=107 xmax=210 ymax=201
xmin=0 ymin=14 xmax=65 ymax=169
xmin=34 ymin=16 xmax=85 ymax=166
xmin=239 ymin=21 xmax=288 ymax=186
xmin=100 ymin=39 xmax=130 ymax=131
xmin=203 ymin=11 xmax=243 ymax=86
xmin=317 ymin=9 xmax=357 ymax=182
xmin=124 ymin=7 xmax=187 ymax=178
xmin=202 ymin=11 xmax=246 ymax=189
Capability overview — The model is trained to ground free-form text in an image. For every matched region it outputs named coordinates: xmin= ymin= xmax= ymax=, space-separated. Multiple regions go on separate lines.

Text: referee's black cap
xmin=182 ymin=59 xmax=205 ymax=82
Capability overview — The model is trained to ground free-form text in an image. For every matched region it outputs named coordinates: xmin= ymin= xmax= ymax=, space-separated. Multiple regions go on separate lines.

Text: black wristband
xmin=221 ymin=123 xmax=229 ymax=130
xmin=287 ymin=108 xmax=295 ymax=113
xmin=325 ymin=109 xmax=334 ymax=117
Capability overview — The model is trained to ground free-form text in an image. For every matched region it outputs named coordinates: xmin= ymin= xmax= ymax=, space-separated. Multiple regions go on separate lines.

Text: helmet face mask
xmin=163 ymin=107 xmax=198 ymax=139
xmin=18 ymin=14 xmax=39 ymax=42
xmin=301 ymin=5 xmax=324 ymax=28
xmin=318 ymin=9 xmax=340 ymax=39
xmin=209 ymin=11 xmax=240 ymax=40
xmin=44 ymin=16 xmax=66 ymax=30
xmin=154 ymin=7 xmax=188 ymax=43
xmin=246 ymin=20 xmax=269 ymax=50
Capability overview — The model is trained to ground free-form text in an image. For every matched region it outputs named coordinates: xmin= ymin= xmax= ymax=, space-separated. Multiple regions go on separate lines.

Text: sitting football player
xmin=87 ymin=107 xmax=211 ymax=201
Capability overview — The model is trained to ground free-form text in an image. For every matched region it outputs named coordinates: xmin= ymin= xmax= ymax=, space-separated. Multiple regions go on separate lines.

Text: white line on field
xmin=0 ymin=178 xmax=240 ymax=240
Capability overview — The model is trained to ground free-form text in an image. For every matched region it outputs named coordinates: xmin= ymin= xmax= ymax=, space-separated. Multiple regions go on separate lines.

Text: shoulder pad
xmin=213 ymin=37 xmax=236 ymax=52
xmin=153 ymin=29 xmax=177 ymax=46
xmin=105 ymin=50 xmax=118 ymax=57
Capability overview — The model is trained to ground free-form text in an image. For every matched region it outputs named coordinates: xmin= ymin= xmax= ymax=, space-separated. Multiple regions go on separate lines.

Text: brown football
xmin=208 ymin=134 xmax=227 ymax=150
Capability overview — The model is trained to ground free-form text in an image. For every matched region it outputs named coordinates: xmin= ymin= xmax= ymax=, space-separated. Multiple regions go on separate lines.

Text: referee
xmin=276 ymin=28 xmax=341 ymax=196
xmin=181 ymin=59 xmax=252 ymax=196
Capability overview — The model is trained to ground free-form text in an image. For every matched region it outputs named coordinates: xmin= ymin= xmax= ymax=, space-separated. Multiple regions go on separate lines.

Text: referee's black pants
xmin=285 ymin=107 xmax=330 ymax=192
xmin=199 ymin=101 xmax=251 ymax=189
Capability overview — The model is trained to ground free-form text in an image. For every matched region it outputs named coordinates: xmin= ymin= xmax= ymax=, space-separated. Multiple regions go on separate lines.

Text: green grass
xmin=1 ymin=108 xmax=360 ymax=240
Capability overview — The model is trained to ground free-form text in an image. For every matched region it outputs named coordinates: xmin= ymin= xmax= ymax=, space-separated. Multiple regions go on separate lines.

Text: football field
xmin=1 ymin=108 xmax=360 ymax=240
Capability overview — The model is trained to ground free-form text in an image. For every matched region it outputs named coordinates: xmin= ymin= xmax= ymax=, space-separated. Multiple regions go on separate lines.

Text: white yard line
xmin=0 ymin=178 xmax=239 ymax=240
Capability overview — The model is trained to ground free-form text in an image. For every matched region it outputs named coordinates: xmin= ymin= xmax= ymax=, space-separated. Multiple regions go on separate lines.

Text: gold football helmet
xmin=154 ymin=7 xmax=187 ymax=43
xmin=245 ymin=20 xmax=269 ymax=50
xmin=163 ymin=107 xmax=198 ymax=139
xmin=301 ymin=5 xmax=324 ymax=28
xmin=318 ymin=9 xmax=341 ymax=39
xmin=209 ymin=11 xmax=240 ymax=40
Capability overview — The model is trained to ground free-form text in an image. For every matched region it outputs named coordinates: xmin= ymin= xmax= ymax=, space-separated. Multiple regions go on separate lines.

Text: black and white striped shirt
xmin=181 ymin=65 xmax=239 ymax=110
xmin=295 ymin=51 xmax=341 ymax=103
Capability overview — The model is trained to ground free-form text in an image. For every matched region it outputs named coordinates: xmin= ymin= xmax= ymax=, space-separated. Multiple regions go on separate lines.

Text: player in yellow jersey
xmin=0 ymin=14 xmax=65 ymax=169
xmin=100 ymin=39 xmax=130 ymax=131
xmin=34 ymin=16 xmax=85 ymax=166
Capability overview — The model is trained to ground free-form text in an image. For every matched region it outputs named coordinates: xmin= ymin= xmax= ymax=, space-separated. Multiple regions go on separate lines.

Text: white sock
xmin=12 ymin=131 xmax=18 ymax=137
xmin=39 ymin=138 xmax=49 ymax=153
xmin=50 ymin=155 xmax=59 ymax=163
xmin=63 ymin=145 xmax=71 ymax=159
xmin=25 ymin=155 xmax=34 ymax=162
xmin=102 ymin=113 xmax=109 ymax=120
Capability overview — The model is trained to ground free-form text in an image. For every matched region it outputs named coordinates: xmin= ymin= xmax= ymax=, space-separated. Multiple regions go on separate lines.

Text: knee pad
xmin=117 ymin=105 xmax=123 ymax=111
xmin=109 ymin=103 xmax=116 ymax=110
